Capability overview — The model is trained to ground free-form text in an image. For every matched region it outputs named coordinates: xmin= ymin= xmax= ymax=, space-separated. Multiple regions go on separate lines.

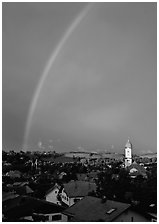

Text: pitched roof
xmin=76 ymin=173 xmax=88 ymax=181
xmin=63 ymin=181 xmax=96 ymax=198
xmin=128 ymin=164 xmax=147 ymax=177
xmin=2 ymin=191 xmax=19 ymax=202
xmin=15 ymin=185 xmax=34 ymax=195
xmin=125 ymin=139 xmax=132 ymax=148
xmin=6 ymin=170 xmax=21 ymax=178
xmin=13 ymin=182 xmax=29 ymax=187
xmin=77 ymin=172 xmax=99 ymax=181
xmin=63 ymin=196 xmax=131 ymax=222
xmin=3 ymin=195 xmax=65 ymax=219
xmin=45 ymin=183 xmax=61 ymax=196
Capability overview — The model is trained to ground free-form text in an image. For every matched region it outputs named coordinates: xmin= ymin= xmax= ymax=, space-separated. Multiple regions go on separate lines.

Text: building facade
xmin=125 ymin=139 xmax=132 ymax=167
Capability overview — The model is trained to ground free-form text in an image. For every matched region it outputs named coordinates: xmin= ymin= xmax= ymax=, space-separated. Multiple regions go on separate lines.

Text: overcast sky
xmin=3 ymin=2 xmax=156 ymax=154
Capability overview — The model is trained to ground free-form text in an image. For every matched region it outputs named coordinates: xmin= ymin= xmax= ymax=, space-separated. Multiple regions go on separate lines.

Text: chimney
xmin=101 ymin=195 xmax=107 ymax=203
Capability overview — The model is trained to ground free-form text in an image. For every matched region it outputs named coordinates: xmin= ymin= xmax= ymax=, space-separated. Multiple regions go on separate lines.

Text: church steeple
xmin=125 ymin=139 xmax=132 ymax=149
xmin=124 ymin=139 xmax=132 ymax=167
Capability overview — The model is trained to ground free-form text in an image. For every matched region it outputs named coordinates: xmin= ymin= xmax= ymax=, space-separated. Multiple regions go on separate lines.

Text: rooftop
xmin=128 ymin=163 xmax=147 ymax=177
xmin=3 ymin=195 xmax=65 ymax=219
xmin=45 ymin=183 xmax=61 ymax=196
xmin=2 ymin=191 xmax=19 ymax=202
xmin=63 ymin=181 xmax=96 ymax=198
xmin=63 ymin=196 xmax=131 ymax=222
xmin=125 ymin=139 xmax=132 ymax=149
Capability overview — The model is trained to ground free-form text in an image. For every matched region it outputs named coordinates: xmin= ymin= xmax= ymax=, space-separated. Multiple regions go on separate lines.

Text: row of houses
xmin=46 ymin=181 xmax=96 ymax=207
xmin=3 ymin=192 xmax=156 ymax=222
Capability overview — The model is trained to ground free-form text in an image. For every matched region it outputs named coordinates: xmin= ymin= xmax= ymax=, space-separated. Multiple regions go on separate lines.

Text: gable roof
xmin=13 ymin=182 xmax=29 ymax=187
xmin=2 ymin=191 xmax=19 ymax=202
xmin=63 ymin=196 xmax=131 ymax=221
xmin=6 ymin=170 xmax=21 ymax=178
xmin=77 ymin=172 xmax=99 ymax=182
xmin=128 ymin=164 xmax=147 ymax=177
xmin=45 ymin=183 xmax=61 ymax=196
xmin=15 ymin=185 xmax=34 ymax=195
xmin=3 ymin=195 xmax=65 ymax=219
xmin=125 ymin=139 xmax=132 ymax=148
xmin=63 ymin=181 xmax=96 ymax=198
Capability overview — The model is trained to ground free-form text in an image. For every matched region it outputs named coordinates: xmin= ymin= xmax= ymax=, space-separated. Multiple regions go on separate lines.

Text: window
xmin=52 ymin=214 xmax=61 ymax=221
xmin=106 ymin=208 xmax=116 ymax=214
xmin=55 ymin=190 xmax=58 ymax=194
xmin=32 ymin=214 xmax=48 ymax=222
xmin=131 ymin=217 xmax=134 ymax=222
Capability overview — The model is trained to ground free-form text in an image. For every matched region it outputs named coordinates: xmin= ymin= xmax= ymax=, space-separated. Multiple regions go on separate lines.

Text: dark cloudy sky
xmin=3 ymin=2 xmax=156 ymax=153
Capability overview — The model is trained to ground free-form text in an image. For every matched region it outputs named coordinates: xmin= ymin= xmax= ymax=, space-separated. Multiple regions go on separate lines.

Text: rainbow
xmin=23 ymin=3 xmax=93 ymax=149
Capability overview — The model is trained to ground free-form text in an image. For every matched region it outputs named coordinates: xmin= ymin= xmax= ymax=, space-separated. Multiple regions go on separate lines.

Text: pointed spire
xmin=125 ymin=139 xmax=132 ymax=149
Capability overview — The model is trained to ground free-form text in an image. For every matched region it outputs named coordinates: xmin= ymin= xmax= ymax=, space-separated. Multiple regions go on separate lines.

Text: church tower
xmin=125 ymin=139 xmax=132 ymax=167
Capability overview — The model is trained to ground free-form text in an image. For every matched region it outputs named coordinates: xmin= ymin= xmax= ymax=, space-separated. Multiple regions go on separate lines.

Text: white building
xmin=61 ymin=181 xmax=96 ymax=207
xmin=45 ymin=184 xmax=61 ymax=205
xmin=125 ymin=139 xmax=132 ymax=167
xmin=45 ymin=181 xmax=96 ymax=207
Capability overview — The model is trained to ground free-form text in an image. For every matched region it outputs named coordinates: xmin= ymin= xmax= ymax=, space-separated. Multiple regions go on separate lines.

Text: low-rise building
xmin=6 ymin=170 xmax=21 ymax=179
xmin=77 ymin=171 xmax=99 ymax=182
xmin=128 ymin=163 xmax=147 ymax=178
xmin=60 ymin=181 xmax=96 ymax=207
xmin=45 ymin=183 xmax=61 ymax=205
xmin=62 ymin=196 xmax=152 ymax=222
xmin=3 ymin=195 xmax=65 ymax=222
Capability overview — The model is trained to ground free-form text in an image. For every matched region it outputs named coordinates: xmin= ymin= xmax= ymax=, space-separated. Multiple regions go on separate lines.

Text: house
xmin=3 ymin=195 xmax=65 ymax=222
xmin=4 ymin=182 xmax=34 ymax=196
xmin=15 ymin=185 xmax=34 ymax=195
xmin=62 ymin=196 xmax=152 ymax=222
xmin=12 ymin=182 xmax=34 ymax=195
xmin=127 ymin=163 xmax=147 ymax=178
xmin=45 ymin=183 xmax=61 ymax=205
xmin=58 ymin=172 xmax=67 ymax=180
xmin=6 ymin=170 xmax=21 ymax=179
xmin=77 ymin=171 xmax=99 ymax=182
xmin=76 ymin=173 xmax=88 ymax=181
xmin=102 ymin=153 xmax=124 ymax=163
xmin=60 ymin=181 xmax=96 ymax=207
